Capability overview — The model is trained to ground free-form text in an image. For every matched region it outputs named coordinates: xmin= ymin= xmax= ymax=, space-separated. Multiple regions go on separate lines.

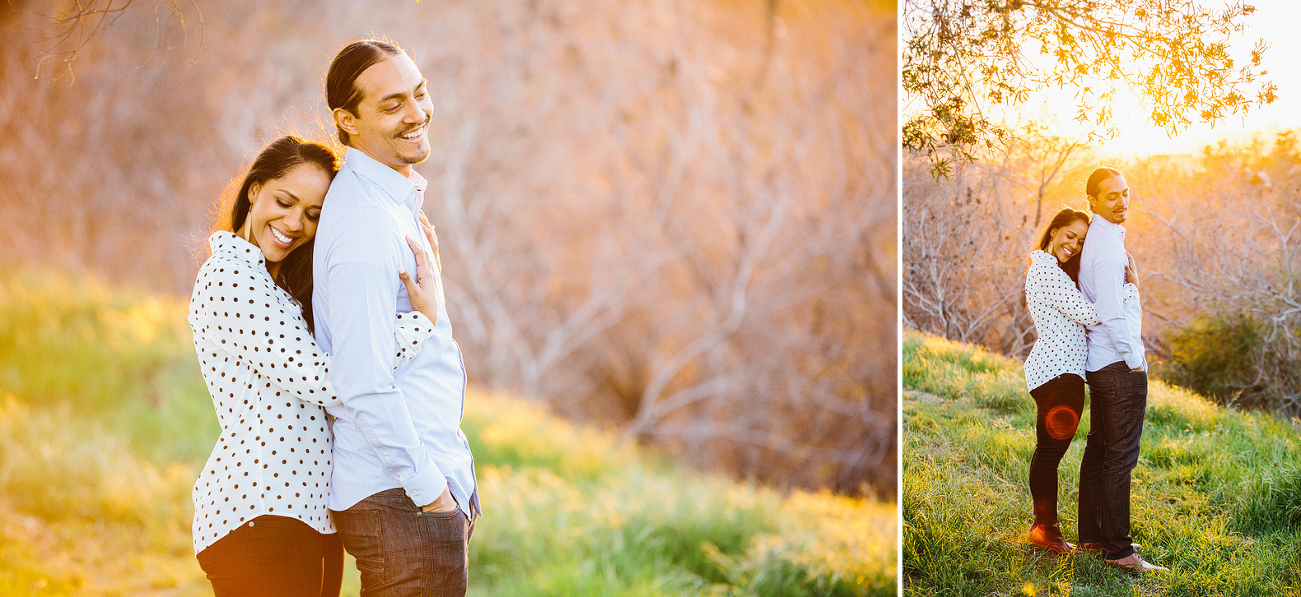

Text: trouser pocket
xmin=334 ymin=508 xmax=385 ymax=587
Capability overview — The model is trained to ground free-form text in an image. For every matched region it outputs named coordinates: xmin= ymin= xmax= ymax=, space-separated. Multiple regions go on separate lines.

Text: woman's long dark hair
xmin=1034 ymin=208 xmax=1091 ymax=284
xmin=218 ymin=135 xmax=339 ymax=333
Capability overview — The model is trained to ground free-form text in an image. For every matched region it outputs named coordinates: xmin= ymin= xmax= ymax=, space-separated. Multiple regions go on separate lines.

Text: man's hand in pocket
xmin=421 ymin=486 xmax=458 ymax=513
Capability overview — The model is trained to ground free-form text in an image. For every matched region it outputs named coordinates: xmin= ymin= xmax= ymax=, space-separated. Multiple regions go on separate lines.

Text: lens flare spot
xmin=1044 ymin=405 xmax=1079 ymax=440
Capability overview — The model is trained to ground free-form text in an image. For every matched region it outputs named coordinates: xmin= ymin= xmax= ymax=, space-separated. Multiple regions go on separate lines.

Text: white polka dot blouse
xmin=187 ymin=231 xmax=435 ymax=556
xmin=1023 ymin=250 xmax=1137 ymax=392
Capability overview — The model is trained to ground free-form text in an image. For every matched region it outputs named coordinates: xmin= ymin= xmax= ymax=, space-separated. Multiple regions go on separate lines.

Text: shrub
xmin=1160 ymin=312 xmax=1266 ymax=408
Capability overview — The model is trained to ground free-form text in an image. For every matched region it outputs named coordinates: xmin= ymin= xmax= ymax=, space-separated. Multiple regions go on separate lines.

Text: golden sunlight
xmin=1094 ymin=0 xmax=1301 ymax=157
xmin=910 ymin=0 xmax=1301 ymax=158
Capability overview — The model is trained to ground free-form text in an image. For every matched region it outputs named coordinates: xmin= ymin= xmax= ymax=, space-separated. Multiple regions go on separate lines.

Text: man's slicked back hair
xmin=326 ymin=40 xmax=404 ymax=145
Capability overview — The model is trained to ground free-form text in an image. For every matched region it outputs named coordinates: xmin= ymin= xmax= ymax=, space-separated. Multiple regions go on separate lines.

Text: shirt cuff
xmin=393 ymin=311 xmax=437 ymax=366
xmin=401 ymin=463 xmax=448 ymax=508
xmin=1121 ymin=283 xmax=1139 ymax=303
xmin=395 ymin=311 xmax=436 ymax=343
xmin=1124 ymin=353 xmax=1146 ymax=371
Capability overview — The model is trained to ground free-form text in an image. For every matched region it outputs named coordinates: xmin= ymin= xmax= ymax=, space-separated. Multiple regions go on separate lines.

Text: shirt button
xmin=411 ymin=490 xmax=419 ymax=496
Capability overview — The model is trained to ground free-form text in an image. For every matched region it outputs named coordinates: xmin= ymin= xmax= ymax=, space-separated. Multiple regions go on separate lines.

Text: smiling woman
xmin=240 ymin=162 xmax=330 ymax=275
xmin=220 ymin=136 xmax=340 ymax=326
xmin=1019 ymin=208 xmax=1105 ymax=553
xmin=1043 ymin=216 xmax=1088 ymax=268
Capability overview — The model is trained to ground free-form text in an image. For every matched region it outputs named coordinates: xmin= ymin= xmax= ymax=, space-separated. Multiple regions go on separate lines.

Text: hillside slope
xmin=903 ymin=330 xmax=1301 ymax=597
xmin=0 ymin=270 xmax=895 ymax=596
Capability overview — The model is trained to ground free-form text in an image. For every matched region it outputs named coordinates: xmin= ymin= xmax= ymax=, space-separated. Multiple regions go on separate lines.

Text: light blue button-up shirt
xmin=1079 ymin=216 xmax=1146 ymax=372
xmin=313 ymin=147 xmax=479 ymax=517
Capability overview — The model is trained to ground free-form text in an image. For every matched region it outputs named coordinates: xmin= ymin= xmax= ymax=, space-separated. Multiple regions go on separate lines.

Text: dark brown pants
xmin=1029 ymin=373 xmax=1085 ymax=527
xmin=197 ymin=515 xmax=344 ymax=597
xmin=1079 ymin=362 xmax=1148 ymax=560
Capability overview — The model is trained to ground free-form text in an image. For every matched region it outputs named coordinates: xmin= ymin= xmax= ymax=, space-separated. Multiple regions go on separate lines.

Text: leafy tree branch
xmin=903 ymin=0 xmax=1276 ymax=178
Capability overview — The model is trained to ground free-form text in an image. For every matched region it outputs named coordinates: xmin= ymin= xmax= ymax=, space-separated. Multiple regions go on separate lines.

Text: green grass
xmin=0 ymin=269 xmax=895 ymax=596
xmin=903 ymin=330 xmax=1301 ymax=596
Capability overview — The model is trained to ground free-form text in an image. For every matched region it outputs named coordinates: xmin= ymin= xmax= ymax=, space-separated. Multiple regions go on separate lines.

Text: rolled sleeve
xmin=326 ymin=207 xmax=446 ymax=505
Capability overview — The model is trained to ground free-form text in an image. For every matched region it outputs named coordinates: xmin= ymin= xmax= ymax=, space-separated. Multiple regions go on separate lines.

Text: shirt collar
xmin=343 ymin=146 xmax=427 ymax=211
xmin=1030 ymin=249 xmax=1058 ymax=266
xmin=209 ymin=230 xmax=266 ymax=267
xmin=1089 ymin=214 xmax=1125 ymax=241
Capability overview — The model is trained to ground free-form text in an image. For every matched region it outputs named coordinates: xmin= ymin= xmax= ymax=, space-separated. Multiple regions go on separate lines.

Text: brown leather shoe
xmin=1104 ymin=553 xmax=1168 ymax=573
xmin=1028 ymin=523 xmax=1075 ymax=554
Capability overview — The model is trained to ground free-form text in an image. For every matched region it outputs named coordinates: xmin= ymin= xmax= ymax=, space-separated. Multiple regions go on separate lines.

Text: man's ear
xmin=333 ymin=107 xmax=360 ymax=138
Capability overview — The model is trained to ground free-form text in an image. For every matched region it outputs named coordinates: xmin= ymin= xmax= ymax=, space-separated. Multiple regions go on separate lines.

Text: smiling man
xmin=1076 ymin=167 xmax=1165 ymax=574
xmin=312 ymin=40 xmax=480 ymax=596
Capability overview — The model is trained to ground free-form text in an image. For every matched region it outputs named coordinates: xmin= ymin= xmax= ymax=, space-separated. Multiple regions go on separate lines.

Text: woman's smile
xmin=240 ymin=163 xmax=329 ymax=275
xmin=269 ymin=226 xmax=297 ymax=248
xmin=1050 ymin=220 xmax=1088 ymax=263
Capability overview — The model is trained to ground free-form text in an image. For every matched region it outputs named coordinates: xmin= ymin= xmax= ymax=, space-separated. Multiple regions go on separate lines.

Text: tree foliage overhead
xmin=903 ymin=0 xmax=1278 ymax=177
